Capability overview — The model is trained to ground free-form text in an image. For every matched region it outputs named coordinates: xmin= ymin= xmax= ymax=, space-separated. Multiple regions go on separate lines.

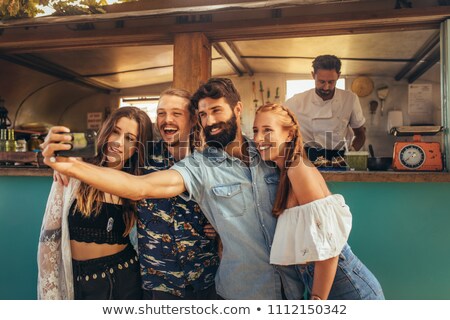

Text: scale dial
xmin=399 ymin=145 xmax=425 ymax=169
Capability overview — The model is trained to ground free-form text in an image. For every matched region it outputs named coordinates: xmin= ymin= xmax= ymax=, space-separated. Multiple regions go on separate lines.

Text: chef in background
xmin=285 ymin=55 xmax=366 ymax=162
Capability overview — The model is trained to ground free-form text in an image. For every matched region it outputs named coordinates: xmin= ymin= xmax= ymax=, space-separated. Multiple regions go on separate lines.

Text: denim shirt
xmin=138 ymin=141 xmax=220 ymax=297
xmin=171 ymin=138 xmax=304 ymax=299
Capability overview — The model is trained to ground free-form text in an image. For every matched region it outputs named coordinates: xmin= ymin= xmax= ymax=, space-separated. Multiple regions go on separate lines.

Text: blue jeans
xmin=295 ymin=244 xmax=384 ymax=300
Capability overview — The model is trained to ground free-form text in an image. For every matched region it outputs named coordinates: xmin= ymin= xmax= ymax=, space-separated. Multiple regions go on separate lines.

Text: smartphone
xmin=55 ymin=130 xmax=98 ymax=158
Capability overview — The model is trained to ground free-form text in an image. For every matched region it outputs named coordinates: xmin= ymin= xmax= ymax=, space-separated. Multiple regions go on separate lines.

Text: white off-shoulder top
xmin=270 ymin=194 xmax=352 ymax=266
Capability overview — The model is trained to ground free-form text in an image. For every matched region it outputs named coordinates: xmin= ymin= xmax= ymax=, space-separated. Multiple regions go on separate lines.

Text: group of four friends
xmin=37 ymin=55 xmax=384 ymax=300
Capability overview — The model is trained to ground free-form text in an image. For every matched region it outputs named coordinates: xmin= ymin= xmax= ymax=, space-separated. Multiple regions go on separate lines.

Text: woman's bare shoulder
xmin=287 ymin=156 xmax=329 ymax=204
xmin=287 ymin=156 xmax=316 ymax=178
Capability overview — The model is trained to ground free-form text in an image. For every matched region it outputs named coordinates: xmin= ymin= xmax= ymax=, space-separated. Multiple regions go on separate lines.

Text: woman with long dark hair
xmin=38 ymin=107 xmax=152 ymax=299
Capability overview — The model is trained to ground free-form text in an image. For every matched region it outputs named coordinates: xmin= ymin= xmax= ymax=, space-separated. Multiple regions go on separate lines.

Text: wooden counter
xmin=321 ymin=171 xmax=450 ymax=183
xmin=0 ymin=167 xmax=53 ymax=177
xmin=1 ymin=167 xmax=450 ymax=182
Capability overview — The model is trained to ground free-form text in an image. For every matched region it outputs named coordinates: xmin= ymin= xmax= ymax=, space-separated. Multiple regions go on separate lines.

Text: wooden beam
xmin=241 ymin=56 xmax=414 ymax=63
xmin=0 ymin=6 xmax=449 ymax=54
xmin=395 ymin=31 xmax=440 ymax=81
xmin=173 ymin=33 xmax=211 ymax=93
xmin=212 ymin=42 xmax=243 ymax=77
xmin=0 ymin=26 xmax=172 ymax=54
xmin=226 ymin=41 xmax=254 ymax=76
xmin=203 ymin=7 xmax=447 ymax=41
xmin=0 ymin=54 xmax=117 ymax=93
xmin=407 ymin=46 xmax=441 ymax=83
xmin=104 ymin=0 xmax=364 ymax=16
xmin=0 ymin=1 xmax=370 ymax=28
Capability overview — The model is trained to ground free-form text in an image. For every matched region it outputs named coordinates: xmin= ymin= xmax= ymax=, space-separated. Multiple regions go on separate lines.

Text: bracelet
xmin=310 ymin=294 xmax=322 ymax=300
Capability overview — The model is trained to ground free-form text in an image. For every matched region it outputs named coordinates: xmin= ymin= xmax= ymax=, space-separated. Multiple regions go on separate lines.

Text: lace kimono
xmin=37 ymin=179 xmax=80 ymax=299
xmin=37 ymin=178 xmax=139 ymax=299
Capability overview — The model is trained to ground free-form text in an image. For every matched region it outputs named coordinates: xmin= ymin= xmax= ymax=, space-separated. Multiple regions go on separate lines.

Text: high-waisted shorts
xmin=72 ymin=245 xmax=142 ymax=300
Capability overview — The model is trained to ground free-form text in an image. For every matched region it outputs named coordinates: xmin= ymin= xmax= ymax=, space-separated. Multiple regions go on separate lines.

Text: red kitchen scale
xmin=391 ymin=126 xmax=443 ymax=171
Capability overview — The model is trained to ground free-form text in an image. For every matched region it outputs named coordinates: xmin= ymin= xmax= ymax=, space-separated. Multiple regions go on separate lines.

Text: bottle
xmin=5 ymin=129 xmax=16 ymax=152
xmin=0 ymin=129 xmax=6 ymax=152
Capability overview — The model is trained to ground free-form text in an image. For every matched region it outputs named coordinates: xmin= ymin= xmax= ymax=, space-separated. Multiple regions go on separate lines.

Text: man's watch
xmin=310 ymin=294 xmax=322 ymax=300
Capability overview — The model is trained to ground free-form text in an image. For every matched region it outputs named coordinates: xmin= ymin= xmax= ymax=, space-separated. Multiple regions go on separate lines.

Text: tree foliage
xmin=0 ymin=0 xmax=134 ymax=19
xmin=0 ymin=0 xmax=42 ymax=18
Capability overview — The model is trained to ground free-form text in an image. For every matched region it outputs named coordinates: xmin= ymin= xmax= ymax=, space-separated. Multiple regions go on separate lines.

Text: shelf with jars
xmin=0 ymin=128 xmax=46 ymax=167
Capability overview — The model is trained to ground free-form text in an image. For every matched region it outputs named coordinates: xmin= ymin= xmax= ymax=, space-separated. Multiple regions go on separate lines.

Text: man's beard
xmin=204 ymin=113 xmax=238 ymax=149
xmin=316 ymin=88 xmax=335 ymax=100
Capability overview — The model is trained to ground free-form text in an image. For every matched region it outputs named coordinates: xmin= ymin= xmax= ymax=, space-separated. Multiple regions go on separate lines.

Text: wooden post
xmin=173 ymin=33 xmax=211 ymax=93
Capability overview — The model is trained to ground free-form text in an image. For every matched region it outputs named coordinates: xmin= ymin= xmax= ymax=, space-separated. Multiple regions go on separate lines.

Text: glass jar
xmin=28 ymin=134 xmax=42 ymax=152
xmin=16 ymin=139 xmax=27 ymax=152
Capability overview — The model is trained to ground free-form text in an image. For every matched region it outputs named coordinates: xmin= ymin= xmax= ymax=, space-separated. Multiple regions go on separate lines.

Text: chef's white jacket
xmin=285 ymin=88 xmax=365 ymax=150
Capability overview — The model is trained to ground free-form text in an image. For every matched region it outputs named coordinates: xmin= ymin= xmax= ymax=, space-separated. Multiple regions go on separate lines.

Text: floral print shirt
xmin=137 ymin=141 xmax=219 ymax=297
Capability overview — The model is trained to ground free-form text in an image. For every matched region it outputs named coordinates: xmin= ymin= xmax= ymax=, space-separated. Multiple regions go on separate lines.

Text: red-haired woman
xmin=253 ymin=103 xmax=384 ymax=300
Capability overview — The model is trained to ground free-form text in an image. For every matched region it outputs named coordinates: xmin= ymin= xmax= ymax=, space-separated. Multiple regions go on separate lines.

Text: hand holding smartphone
xmin=55 ymin=130 xmax=98 ymax=158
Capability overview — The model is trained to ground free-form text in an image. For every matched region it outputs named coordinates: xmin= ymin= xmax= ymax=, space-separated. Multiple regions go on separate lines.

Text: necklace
xmin=106 ymin=216 xmax=114 ymax=232
xmin=104 ymin=202 xmax=114 ymax=232
xmin=103 ymin=195 xmax=118 ymax=233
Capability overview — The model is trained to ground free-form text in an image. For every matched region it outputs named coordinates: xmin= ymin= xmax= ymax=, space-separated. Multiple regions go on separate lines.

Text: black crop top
xmin=68 ymin=200 xmax=130 ymax=245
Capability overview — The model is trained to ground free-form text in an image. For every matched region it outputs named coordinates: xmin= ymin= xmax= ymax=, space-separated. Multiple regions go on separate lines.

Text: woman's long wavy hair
xmin=76 ymin=107 xmax=153 ymax=236
xmin=255 ymin=103 xmax=305 ymax=217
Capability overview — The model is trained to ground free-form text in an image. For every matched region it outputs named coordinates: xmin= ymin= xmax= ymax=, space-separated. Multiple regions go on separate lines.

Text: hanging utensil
xmin=252 ymin=81 xmax=258 ymax=108
xmin=259 ymin=81 xmax=265 ymax=105
xmin=369 ymin=100 xmax=378 ymax=115
xmin=377 ymin=86 xmax=389 ymax=117
xmin=368 ymin=100 xmax=379 ymax=126
xmin=275 ymin=87 xmax=280 ymax=102
xmin=0 ymin=98 xmax=12 ymax=129
xmin=351 ymin=76 xmax=374 ymax=97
